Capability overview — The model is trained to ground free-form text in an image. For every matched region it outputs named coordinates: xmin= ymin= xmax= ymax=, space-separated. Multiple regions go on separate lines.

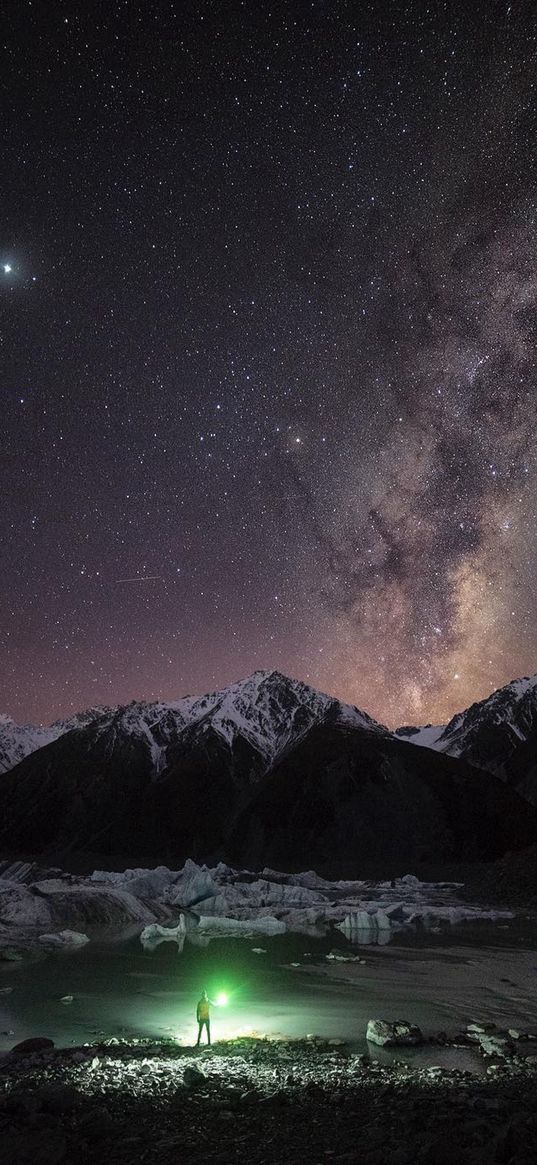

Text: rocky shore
xmin=2 ymin=1030 xmax=537 ymax=1165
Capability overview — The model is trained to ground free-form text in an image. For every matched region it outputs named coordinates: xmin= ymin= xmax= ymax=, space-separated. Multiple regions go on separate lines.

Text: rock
xmin=184 ymin=1064 xmax=206 ymax=1088
xmin=509 ymin=1028 xmax=523 ymax=1040
xmin=366 ymin=1019 xmax=423 ymax=1047
xmin=0 ymin=984 xmax=14 ymax=993
xmin=11 ymin=1037 xmax=55 ymax=1054
xmin=0 ymin=947 xmax=24 ymax=961
xmin=59 ymin=995 xmax=73 ymax=1004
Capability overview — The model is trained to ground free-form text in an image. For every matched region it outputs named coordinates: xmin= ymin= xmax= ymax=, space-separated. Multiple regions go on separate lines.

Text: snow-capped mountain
xmin=396 ymin=674 xmax=537 ymax=802
xmin=0 ymin=715 xmax=59 ymax=775
xmin=165 ymin=669 xmax=384 ymax=761
xmin=0 ymin=671 xmax=384 ymax=778
xmin=0 ymin=707 xmax=110 ymax=774
xmin=0 ymin=671 xmax=534 ymax=868
xmin=5 ymin=668 xmax=537 ymax=868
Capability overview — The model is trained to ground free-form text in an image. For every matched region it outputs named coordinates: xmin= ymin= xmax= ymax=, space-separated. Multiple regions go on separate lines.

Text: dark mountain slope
xmin=0 ymin=717 xmax=265 ymax=863
xmin=228 ymin=725 xmax=537 ymax=871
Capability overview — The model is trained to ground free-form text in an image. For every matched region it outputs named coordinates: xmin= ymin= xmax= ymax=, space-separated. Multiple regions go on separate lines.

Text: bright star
xmin=3 ymin=264 xmax=12 ymax=274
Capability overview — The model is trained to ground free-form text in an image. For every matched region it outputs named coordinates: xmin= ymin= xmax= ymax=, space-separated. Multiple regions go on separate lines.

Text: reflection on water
xmin=345 ymin=927 xmax=392 ymax=945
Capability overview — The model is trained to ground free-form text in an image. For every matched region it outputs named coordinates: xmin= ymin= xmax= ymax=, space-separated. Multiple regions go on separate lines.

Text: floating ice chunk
xmin=197 ymin=914 xmax=285 ymax=936
xmin=141 ymin=918 xmax=186 ymax=942
xmin=140 ymin=918 xmax=186 ymax=951
xmin=251 ymin=947 xmax=267 ymax=954
xmin=336 ymin=910 xmax=394 ymax=945
xmin=38 ymin=930 xmax=89 ymax=946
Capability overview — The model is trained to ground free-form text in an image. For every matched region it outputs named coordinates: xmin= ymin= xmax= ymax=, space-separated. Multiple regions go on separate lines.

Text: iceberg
xmin=197 ymin=914 xmax=285 ymax=936
xmin=140 ymin=918 xmax=187 ymax=951
xmin=38 ymin=930 xmax=89 ymax=947
xmin=336 ymin=909 xmax=394 ymax=945
xmin=0 ymin=856 xmax=516 ymax=957
xmin=139 ymin=912 xmax=285 ymax=950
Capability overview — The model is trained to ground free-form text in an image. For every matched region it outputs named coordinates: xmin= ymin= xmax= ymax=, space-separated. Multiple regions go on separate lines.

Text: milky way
xmin=2 ymin=1 xmax=537 ymax=725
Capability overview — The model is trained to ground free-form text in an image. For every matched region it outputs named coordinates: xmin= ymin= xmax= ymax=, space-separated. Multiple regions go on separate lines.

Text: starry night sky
xmin=3 ymin=0 xmax=537 ymax=727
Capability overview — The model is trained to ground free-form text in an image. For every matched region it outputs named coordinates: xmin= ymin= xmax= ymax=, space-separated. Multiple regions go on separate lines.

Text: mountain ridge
xmin=4 ymin=668 xmax=537 ymax=808
xmin=0 ymin=670 xmax=535 ymax=870
xmin=0 ymin=670 xmax=386 ymax=777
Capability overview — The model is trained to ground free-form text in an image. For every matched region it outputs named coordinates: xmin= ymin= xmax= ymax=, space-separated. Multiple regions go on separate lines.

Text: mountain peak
xmin=0 ymin=671 xmax=385 ymax=776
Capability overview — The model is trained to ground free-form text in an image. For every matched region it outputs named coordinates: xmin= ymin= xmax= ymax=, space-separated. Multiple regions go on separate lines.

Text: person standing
xmin=196 ymin=988 xmax=211 ymax=1046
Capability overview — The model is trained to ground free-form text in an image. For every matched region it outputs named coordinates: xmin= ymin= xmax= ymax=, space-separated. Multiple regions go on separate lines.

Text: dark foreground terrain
xmin=1 ymin=1035 xmax=537 ymax=1165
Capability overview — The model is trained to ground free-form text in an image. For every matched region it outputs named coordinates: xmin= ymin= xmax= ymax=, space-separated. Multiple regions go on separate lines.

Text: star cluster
xmin=2 ymin=0 xmax=537 ymax=726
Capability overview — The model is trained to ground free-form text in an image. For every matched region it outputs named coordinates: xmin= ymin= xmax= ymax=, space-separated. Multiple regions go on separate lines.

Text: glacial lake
xmin=3 ymin=918 xmax=537 ymax=1072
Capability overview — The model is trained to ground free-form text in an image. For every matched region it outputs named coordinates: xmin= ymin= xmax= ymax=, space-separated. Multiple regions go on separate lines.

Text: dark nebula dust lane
xmin=1 ymin=1 xmax=537 ymax=726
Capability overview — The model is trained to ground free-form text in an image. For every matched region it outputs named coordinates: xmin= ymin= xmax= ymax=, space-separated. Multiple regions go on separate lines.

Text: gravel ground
xmin=1 ymin=1035 xmax=537 ymax=1165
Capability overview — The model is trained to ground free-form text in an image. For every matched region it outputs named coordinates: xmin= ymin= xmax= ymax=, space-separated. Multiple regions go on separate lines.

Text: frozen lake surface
xmin=2 ymin=917 xmax=537 ymax=1072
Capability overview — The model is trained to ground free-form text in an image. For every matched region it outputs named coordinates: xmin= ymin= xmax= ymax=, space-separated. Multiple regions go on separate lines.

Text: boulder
xmin=366 ymin=1019 xmax=423 ymax=1047
xmin=11 ymin=1036 xmax=55 ymax=1054
xmin=184 ymin=1064 xmax=207 ymax=1088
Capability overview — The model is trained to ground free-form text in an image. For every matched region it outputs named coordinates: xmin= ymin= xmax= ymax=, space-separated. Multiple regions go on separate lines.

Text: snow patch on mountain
xmin=395 ymin=724 xmax=447 ymax=750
